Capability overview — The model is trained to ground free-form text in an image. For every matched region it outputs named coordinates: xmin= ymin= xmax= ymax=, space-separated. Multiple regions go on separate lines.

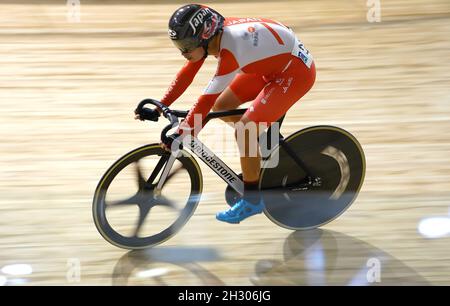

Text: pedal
xmin=290 ymin=176 xmax=322 ymax=191
xmin=312 ymin=177 xmax=322 ymax=187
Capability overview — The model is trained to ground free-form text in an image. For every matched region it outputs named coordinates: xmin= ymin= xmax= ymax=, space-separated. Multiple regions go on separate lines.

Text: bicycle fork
xmin=154 ymin=152 xmax=178 ymax=196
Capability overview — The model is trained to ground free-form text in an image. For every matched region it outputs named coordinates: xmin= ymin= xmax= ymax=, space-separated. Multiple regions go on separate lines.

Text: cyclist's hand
xmin=134 ymin=108 xmax=160 ymax=122
xmin=160 ymin=132 xmax=181 ymax=152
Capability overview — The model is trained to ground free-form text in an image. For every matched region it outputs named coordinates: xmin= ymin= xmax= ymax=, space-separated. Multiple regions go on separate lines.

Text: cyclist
xmin=136 ymin=4 xmax=316 ymax=224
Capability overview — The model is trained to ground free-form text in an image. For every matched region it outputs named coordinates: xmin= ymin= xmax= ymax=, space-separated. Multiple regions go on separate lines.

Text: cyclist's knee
xmin=212 ymin=102 xmax=224 ymax=112
xmin=212 ymin=96 xmax=231 ymax=112
xmin=213 ymin=88 xmax=243 ymax=112
xmin=236 ymin=116 xmax=262 ymax=135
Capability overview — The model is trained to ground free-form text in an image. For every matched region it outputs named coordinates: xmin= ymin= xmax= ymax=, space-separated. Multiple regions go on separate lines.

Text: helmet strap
xmin=201 ymin=41 xmax=209 ymax=59
xmin=201 ymin=29 xmax=222 ymax=59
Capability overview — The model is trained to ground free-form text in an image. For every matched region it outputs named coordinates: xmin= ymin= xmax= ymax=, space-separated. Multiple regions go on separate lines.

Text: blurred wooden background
xmin=0 ymin=0 xmax=449 ymax=285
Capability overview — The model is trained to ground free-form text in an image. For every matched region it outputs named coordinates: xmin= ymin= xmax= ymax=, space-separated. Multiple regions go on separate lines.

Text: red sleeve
xmin=160 ymin=58 xmax=205 ymax=106
xmin=178 ymin=93 xmax=220 ymax=137
xmin=177 ymin=49 xmax=240 ymax=137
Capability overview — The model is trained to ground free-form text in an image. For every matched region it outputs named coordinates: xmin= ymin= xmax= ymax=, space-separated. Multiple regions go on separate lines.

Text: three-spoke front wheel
xmin=93 ymin=144 xmax=202 ymax=250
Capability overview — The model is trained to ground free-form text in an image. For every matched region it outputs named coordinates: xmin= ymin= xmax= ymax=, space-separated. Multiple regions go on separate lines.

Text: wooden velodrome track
xmin=1 ymin=0 xmax=449 ymax=285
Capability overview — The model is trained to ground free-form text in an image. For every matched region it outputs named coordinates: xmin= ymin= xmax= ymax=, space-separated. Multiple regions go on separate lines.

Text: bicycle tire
xmin=93 ymin=144 xmax=203 ymax=249
xmin=260 ymin=125 xmax=366 ymax=230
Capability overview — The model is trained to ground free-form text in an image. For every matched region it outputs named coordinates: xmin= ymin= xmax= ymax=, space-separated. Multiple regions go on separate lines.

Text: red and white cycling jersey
xmin=161 ymin=17 xmax=314 ymax=135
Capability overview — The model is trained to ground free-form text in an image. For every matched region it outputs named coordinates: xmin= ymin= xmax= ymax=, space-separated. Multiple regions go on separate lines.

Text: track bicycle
xmin=93 ymin=99 xmax=365 ymax=249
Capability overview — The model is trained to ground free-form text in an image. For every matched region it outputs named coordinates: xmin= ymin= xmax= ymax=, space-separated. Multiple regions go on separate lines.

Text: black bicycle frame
xmin=209 ymin=109 xmax=315 ymax=179
xmin=137 ymin=99 xmax=314 ymax=194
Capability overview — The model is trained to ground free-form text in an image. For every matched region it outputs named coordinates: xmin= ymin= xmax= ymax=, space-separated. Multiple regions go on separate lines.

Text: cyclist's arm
xmin=179 ymin=49 xmax=240 ymax=136
xmin=160 ymin=58 xmax=205 ymax=106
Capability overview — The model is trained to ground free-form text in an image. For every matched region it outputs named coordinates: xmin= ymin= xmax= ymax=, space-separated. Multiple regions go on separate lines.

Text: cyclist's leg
xmin=217 ymin=59 xmax=316 ymax=223
xmin=213 ymin=73 xmax=267 ymax=124
xmin=240 ymin=59 xmax=316 ymax=184
xmin=245 ymin=60 xmax=316 ymax=126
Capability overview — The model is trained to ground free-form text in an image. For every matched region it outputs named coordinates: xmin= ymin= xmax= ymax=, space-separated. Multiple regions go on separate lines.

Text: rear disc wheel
xmin=260 ymin=126 xmax=365 ymax=230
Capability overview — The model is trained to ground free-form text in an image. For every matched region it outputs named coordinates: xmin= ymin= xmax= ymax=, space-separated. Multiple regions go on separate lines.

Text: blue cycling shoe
xmin=216 ymin=198 xmax=265 ymax=224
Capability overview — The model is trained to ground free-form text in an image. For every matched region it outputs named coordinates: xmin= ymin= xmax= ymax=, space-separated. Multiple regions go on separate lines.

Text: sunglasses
xmin=172 ymin=38 xmax=200 ymax=54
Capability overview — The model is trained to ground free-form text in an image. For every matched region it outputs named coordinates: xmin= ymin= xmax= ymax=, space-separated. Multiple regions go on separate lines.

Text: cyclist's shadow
xmin=111 ymin=247 xmax=225 ymax=286
xmin=251 ymin=229 xmax=429 ymax=286
xmin=111 ymin=231 xmax=429 ymax=286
